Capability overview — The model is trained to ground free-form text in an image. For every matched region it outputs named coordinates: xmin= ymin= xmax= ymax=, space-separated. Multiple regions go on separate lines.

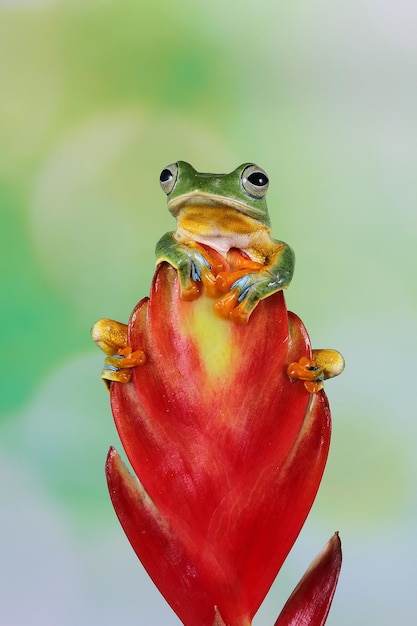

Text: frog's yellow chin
xmin=175 ymin=205 xmax=267 ymax=241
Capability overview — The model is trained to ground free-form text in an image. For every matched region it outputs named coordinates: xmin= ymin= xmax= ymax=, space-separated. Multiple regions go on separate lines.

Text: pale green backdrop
xmin=1 ymin=1 xmax=416 ymax=624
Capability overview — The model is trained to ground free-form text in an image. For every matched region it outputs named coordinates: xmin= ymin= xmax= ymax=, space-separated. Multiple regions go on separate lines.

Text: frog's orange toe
xmin=229 ymin=302 xmax=251 ymax=325
xmin=117 ymin=347 xmax=146 ymax=367
xmin=287 ymin=357 xmax=319 ymax=381
xmin=101 ymin=366 xmax=133 ymax=385
xmin=304 ymin=380 xmax=324 ymax=393
xmin=213 ymin=290 xmax=240 ymax=320
xmin=201 ymin=271 xmax=221 ymax=298
xmin=180 ymin=281 xmax=202 ymax=301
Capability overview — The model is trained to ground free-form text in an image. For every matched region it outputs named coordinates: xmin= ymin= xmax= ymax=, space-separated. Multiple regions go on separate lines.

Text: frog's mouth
xmin=168 ymin=191 xmax=265 ymax=219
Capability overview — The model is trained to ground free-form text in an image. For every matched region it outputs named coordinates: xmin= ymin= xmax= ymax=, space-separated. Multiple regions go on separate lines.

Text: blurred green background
xmin=1 ymin=1 xmax=416 ymax=624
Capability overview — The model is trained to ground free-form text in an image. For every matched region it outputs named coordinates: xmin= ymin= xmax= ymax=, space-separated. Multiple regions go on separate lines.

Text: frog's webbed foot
xmin=91 ymin=318 xmax=146 ymax=388
xmin=176 ymin=248 xmax=210 ymax=300
xmin=287 ymin=349 xmax=345 ymax=393
xmin=212 ymin=245 xmax=294 ymax=324
xmin=173 ymin=242 xmax=224 ymax=300
xmin=214 ymin=267 xmax=282 ymax=325
xmin=101 ymin=346 xmax=146 ymax=386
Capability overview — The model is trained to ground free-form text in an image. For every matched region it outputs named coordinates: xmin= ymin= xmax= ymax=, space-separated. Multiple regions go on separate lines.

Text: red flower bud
xmin=104 ymin=263 xmax=334 ymax=625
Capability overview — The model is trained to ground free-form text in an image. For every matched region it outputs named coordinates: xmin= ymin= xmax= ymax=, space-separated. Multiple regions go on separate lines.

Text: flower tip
xmin=106 ymin=445 xmax=117 ymax=467
xmin=273 ymin=533 xmax=342 ymax=626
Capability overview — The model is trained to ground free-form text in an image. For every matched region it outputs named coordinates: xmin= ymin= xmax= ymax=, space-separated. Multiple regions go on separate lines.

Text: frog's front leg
xmin=156 ymin=232 xmax=218 ymax=300
xmin=91 ymin=318 xmax=145 ymax=388
xmin=214 ymin=241 xmax=295 ymax=324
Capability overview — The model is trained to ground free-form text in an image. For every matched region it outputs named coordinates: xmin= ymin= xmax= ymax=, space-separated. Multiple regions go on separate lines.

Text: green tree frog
xmin=156 ymin=161 xmax=295 ymax=324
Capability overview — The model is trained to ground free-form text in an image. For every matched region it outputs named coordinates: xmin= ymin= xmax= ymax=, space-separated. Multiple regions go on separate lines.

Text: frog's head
xmin=159 ymin=161 xmax=271 ymax=227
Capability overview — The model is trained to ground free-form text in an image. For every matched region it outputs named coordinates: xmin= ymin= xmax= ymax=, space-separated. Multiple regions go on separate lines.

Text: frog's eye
xmin=241 ymin=164 xmax=269 ymax=199
xmin=160 ymin=163 xmax=178 ymax=195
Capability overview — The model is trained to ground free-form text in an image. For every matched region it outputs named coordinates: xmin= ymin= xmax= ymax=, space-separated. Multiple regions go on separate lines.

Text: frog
xmin=92 ymin=161 xmax=344 ymax=387
xmin=155 ymin=161 xmax=295 ymax=324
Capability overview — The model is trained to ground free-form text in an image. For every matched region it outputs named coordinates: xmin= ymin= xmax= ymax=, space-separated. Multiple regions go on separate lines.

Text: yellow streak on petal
xmin=181 ymin=293 xmax=237 ymax=388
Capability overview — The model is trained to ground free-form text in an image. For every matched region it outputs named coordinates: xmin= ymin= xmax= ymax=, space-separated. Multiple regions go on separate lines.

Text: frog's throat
xmin=168 ymin=191 xmax=265 ymax=219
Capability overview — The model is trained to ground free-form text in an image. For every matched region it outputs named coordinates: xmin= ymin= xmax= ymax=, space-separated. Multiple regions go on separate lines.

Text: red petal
xmin=106 ymin=447 xmax=218 ymax=626
xmin=108 ymin=263 xmax=332 ymax=623
xmin=214 ymin=390 xmax=331 ymax=618
xmin=274 ymin=533 xmax=342 ymax=626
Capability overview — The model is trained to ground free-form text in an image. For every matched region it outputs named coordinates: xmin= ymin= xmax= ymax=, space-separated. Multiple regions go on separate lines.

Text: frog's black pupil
xmin=160 ymin=169 xmax=173 ymax=183
xmin=248 ymin=171 xmax=268 ymax=187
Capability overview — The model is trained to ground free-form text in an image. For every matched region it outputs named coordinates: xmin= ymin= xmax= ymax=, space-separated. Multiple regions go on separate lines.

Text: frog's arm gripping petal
xmin=287 ymin=349 xmax=345 ymax=393
xmin=265 ymin=239 xmax=296 ymax=290
xmin=91 ymin=318 xmax=145 ymax=388
xmin=155 ymin=231 xmax=218 ymax=301
xmin=215 ymin=242 xmax=295 ymax=324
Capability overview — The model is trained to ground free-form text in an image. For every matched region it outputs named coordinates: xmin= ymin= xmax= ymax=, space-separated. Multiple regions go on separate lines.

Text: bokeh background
xmin=1 ymin=1 xmax=416 ymax=624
